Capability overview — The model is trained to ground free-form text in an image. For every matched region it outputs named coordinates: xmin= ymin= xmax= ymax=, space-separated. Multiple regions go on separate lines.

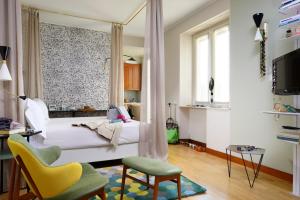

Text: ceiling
xmin=21 ymin=0 xmax=214 ymax=37
xmin=124 ymin=46 xmax=144 ymax=58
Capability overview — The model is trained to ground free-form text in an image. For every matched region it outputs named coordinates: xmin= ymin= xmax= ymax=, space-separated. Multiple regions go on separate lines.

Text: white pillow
xmin=25 ymin=108 xmax=46 ymax=139
xmin=118 ymin=106 xmax=131 ymax=120
xmin=33 ymin=98 xmax=50 ymax=121
xmin=24 ymin=99 xmax=47 ymax=138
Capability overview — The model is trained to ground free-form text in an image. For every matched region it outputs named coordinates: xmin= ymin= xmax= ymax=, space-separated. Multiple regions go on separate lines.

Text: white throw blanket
xmin=76 ymin=121 xmax=122 ymax=147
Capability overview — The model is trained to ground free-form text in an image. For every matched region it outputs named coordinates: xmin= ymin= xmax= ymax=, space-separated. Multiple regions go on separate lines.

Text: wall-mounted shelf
xmin=277 ymin=135 xmax=299 ymax=144
xmin=180 ymin=105 xmax=231 ymax=110
xmin=277 ymin=131 xmax=300 ymax=144
xmin=279 ymin=1 xmax=300 ymax=15
xmin=279 ymin=15 xmax=300 ymax=28
xmin=279 ymin=1 xmax=300 ymax=32
xmin=281 ymin=34 xmax=300 ymax=40
xmin=262 ymin=110 xmax=300 ymax=116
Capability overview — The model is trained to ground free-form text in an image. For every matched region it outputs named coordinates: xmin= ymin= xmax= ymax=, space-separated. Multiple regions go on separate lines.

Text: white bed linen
xmin=31 ymin=117 xmax=139 ymax=150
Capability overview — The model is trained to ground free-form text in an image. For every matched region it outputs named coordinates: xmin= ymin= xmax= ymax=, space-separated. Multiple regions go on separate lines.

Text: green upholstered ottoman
xmin=121 ymin=156 xmax=182 ymax=200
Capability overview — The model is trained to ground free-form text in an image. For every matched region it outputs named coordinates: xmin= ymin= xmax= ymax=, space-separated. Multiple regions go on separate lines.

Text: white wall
xmin=189 ymin=109 xmax=207 ymax=143
xmin=165 ymin=0 xmax=296 ymax=173
xmin=207 ymin=109 xmax=231 ymax=152
xmin=187 ymin=108 xmax=231 ymax=153
xmin=165 ymin=0 xmax=230 ymax=139
xmin=230 ymin=0 xmax=295 ymax=173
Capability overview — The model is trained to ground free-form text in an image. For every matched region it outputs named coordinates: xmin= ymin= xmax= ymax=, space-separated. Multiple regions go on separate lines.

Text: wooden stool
xmin=120 ymin=156 xmax=182 ymax=200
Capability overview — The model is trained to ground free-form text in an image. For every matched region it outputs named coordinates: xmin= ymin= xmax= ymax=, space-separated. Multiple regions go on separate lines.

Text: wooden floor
xmin=168 ymin=144 xmax=299 ymax=200
xmin=0 ymin=144 xmax=299 ymax=200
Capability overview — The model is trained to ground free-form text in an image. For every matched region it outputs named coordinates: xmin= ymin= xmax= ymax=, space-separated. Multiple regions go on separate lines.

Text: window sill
xmin=180 ymin=105 xmax=231 ymax=111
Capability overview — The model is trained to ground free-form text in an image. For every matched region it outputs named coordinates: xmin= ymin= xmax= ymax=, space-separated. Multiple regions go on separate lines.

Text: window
xmin=193 ymin=23 xmax=230 ymax=105
xmin=195 ymin=35 xmax=209 ymax=102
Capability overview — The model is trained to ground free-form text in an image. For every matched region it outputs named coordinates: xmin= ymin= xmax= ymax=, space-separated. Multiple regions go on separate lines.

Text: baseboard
xmin=179 ymin=139 xmax=206 ymax=152
xmin=206 ymin=148 xmax=293 ymax=183
xmin=179 ymin=139 xmax=206 ymax=147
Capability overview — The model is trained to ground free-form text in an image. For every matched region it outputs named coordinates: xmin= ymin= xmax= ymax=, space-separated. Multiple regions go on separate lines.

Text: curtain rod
xmin=22 ymin=5 xmax=119 ymax=24
xmin=22 ymin=1 xmax=147 ymax=26
xmin=123 ymin=1 xmax=147 ymax=25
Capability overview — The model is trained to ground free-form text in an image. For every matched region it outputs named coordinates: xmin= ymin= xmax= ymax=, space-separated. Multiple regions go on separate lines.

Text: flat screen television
xmin=272 ymin=48 xmax=300 ymax=95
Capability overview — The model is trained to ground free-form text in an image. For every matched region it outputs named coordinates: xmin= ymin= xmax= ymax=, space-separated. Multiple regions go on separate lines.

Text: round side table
xmin=226 ymin=145 xmax=266 ymax=188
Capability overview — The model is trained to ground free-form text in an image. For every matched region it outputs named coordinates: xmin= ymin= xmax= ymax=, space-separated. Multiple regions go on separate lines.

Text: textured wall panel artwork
xmin=40 ymin=23 xmax=111 ymax=110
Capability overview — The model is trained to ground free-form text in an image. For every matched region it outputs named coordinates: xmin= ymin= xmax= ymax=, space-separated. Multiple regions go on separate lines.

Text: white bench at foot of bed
xmin=53 ymin=143 xmax=139 ymax=165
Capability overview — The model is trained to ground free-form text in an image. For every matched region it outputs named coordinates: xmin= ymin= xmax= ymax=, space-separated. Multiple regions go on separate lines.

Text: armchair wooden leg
xmin=9 ymin=159 xmax=36 ymax=200
xmin=146 ymin=174 xmax=150 ymax=189
xmin=8 ymin=160 xmax=17 ymax=200
xmin=177 ymin=175 xmax=181 ymax=200
xmin=19 ymin=192 xmax=36 ymax=200
xmin=13 ymin=165 xmax=21 ymax=200
xmin=120 ymin=165 xmax=128 ymax=200
xmin=152 ymin=177 xmax=160 ymax=200
xmin=99 ymin=187 xmax=106 ymax=200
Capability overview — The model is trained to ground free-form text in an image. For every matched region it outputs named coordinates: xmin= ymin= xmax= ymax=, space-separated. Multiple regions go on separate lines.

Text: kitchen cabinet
xmin=124 ymin=63 xmax=141 ymax=91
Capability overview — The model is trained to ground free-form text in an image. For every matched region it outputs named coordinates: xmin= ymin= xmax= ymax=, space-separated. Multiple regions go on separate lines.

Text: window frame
xmin=192 ymin=20 xmax=230 ymax=107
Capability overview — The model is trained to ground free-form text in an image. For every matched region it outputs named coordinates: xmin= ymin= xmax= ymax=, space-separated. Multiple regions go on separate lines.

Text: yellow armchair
xmin=7 ymin=134 xmax=108 ymax=200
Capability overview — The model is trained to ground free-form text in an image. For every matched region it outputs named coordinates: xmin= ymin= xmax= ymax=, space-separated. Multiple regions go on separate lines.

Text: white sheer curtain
xmin=110 ymin=23 xmax=124 ymax=106
xmin=22 ymin=7 xmax=43 ymax=99
xmin=0 ymin=0 xmax=24 ymax=193
xmin=0 ymin=0 xmax=24 ymax=123
xmin=139 ymin=0 xmax=168 ymax=160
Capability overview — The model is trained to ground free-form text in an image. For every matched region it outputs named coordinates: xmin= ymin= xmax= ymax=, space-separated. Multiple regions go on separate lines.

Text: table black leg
xmin=230 ymin=150 xmax=232 ymax=175
xmin=25 ymin=136 xmax=30 ymax=193
xmin=249 ymin=154 xmax=264 ymax=187
xmin=242 ymin=153 xmax=264 ymax=188
xmin=241 ymin=153 xmax=253 ymax=187
xmin=226 ymin=149 xmax=232 ymax=177
xmin=250 ymin=154 xmax=256 ymax=176
xmin=255 ymin=154 xmax=264 ymax=179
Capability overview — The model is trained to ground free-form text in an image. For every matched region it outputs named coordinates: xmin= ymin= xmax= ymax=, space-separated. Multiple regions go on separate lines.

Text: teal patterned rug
xmin=91 ymin=166 xmax=206 ymax=200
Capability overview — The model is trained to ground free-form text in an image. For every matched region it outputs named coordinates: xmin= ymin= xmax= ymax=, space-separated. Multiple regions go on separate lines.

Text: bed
xmin=25 ymin=99 xmax=140 ymax=165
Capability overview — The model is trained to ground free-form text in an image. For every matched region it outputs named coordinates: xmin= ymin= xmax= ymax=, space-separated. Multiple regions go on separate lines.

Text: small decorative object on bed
xmin=118 ymin=106 xmax=131 ymax=120
xmin=107 ymin=105 xmax=120 ymax=121
xmin=107 ymin=105 xmax=131 ymax=123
